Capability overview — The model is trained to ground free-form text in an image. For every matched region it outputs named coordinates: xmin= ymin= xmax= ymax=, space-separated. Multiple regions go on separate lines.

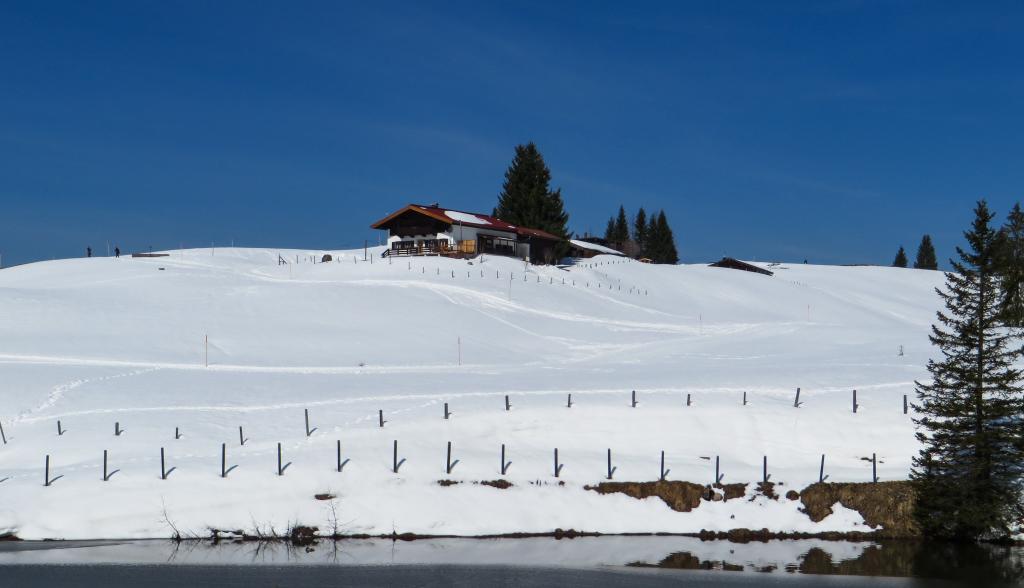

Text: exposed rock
xmin=585 ymin=481 xmax=706 ymax=512
xmin=799 ymin=481 xmax=919 ymax=538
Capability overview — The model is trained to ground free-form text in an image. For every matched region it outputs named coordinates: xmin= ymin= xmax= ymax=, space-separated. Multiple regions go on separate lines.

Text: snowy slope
xmin=0 ymin=248 xmax=949 ymax=539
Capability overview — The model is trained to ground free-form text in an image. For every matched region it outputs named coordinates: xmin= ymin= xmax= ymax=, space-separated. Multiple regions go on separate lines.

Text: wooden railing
xmin=381 ymin=240 xmax=476 ymax=258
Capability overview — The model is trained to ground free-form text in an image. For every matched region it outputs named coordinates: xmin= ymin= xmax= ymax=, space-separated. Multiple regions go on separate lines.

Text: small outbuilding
xmin=709 ymin=257 xmax=773 ymax=276
xmin=568 ymin=239 xmax=625 ymax=259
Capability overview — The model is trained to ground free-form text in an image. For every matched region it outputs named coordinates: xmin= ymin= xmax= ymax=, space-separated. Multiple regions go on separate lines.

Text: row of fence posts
xmin=3 ymin=389 xmax=916 ymax=458
xmin=15 ymin=391 xmax=901 ymax=486
xmin=31 ymin=439 xmax=883 ymax=487
xmin=399 ymin=260 xmax=648 ymax=296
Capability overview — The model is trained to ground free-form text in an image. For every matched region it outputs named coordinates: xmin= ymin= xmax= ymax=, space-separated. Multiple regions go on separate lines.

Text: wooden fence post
xmin=853 ymin=389 xmax=858 ymax=413
xmin=631 ymin=390 xmax=638 ymax=408
xmin=379 ymin=410 xmax=386 ymax=428
xmin=505 ymin=395 xmax=511 ymax=411
xmin=607 ymin=448 xmax=616 ymax=480
xmin=501 ymin=444 xmax=511 ymax=475
xmin=446 ymin=441 xmax=459 ymax=474
xmin=903 ymin=395 xmax=908 ymax=415
xmin=872 ymin=453 xmax=878 ymax=483
xmin=794 ymin=387 xmax=803 ymax=408
xmin=763 ymin=455 xmax=770 ymax=483
xmin=339 ymin=440 xmax=352 ymax=473
xmin=553 ymin=448 xmax=563 ymax=477
xmin=660 ymin=450 xmax=670 ymax=481
xmin=819 ymin=454 xmax=828 ymax=483
xmin=0 ymin=421 xmax=6 ymax=445
xmin=305 ymin=408 xmax=317 ymax=436
xmin=392 ymin=440 xmax=405 ymax=473
xmin=444 ymin=402 xmax=452 ymax=419
xmin=566 ymin=394 xmax=572 ymax=408
xmin=743 ymin=391 xmax=747 ymax=406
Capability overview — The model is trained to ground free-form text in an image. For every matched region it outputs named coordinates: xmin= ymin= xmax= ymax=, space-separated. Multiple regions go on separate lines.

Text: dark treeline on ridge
xmin=600 ymin=205 xmax=679 ymax=264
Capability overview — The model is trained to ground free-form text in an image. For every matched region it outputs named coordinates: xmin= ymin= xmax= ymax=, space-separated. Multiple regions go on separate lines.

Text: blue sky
xmin=2 ymin=1 xmax=1022 ymax=267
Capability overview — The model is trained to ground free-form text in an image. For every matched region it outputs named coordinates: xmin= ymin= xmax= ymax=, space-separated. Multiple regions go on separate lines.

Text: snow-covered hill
xmin=0 ymin=248 xmax=946 ymax=539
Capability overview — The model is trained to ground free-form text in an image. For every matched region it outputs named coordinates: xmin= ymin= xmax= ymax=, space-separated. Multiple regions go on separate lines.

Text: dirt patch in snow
xmin=799 ymin=481 xmax=919 ymax=538
xmin=585 ymin=481 xmax=707 ymax=512
xmin=477 ymin=479 xmax=512 ymax=489
xmin=717 ymin=482 xmax=747 ymax=501
xmin=753 ymin=481 xmax=778 ymax=501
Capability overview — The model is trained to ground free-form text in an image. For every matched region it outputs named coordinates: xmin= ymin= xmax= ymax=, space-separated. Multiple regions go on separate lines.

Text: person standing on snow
xmin=87 ymin=246 xmax=92 ymax=258
xmin=114 ymin=247 xmax=120 ymax=258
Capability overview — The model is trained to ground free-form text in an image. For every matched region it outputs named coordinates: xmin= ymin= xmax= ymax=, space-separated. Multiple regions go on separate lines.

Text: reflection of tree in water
xmin=911 ymin=542 xmax=1024 ymax=586
xmin=797 ymin=543 xmax=918 ymax=577
xmin=630 ymin=541 xmax=1024 ymax=583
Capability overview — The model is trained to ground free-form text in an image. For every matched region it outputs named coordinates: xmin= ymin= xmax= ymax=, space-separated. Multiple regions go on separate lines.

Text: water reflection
xmin=629 ymin=540 xmax=1024 ymax=584
xmin=0 ymin=536 xmax=1021 ymax=584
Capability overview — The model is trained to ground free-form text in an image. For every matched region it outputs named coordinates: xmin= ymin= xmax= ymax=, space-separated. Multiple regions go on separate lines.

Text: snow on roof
xmin=445 ymin=210 xmax=491 ymax=226
xmin=569 ymin=239 xmax=624 ymax=256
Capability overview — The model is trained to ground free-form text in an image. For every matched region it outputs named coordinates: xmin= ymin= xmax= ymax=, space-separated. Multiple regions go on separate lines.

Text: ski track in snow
xmin=14 ymin=367 xmax=162 ymax=423
xmin=12 ymin=380 xmax=918 ymax=423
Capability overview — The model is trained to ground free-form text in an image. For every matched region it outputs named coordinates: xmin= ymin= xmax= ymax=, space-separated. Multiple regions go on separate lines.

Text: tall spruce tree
xmin=633 ymin=208 xmax=648 ymax=254
xmin=915 ymin=235 xmax=939 ymax=270
xmin=911 ymin=201 xmax=1024 ymax=540
xmin=893 ymin=246 xmax=908 ymax=268
xmin=997 ymin=203 xmax=1024 ymax=328
xmin=643 ymin=210 xmax=679 ymax=264
xmin=613 ymin=206 xmax=630 ymax=243
xmin=656 ymin=210 xmax=679 ymax=264
xmin=494 ymin=142 xmax=570 ymax=255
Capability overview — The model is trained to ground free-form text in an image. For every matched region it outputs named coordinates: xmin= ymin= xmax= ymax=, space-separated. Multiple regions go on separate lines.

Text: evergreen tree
xmin=642 ymin=210 xmax=679 ymax=264
xmin=656 ymin=210 xmax=679 ymax=264
xmin=603 ymin=217 xmax=615 ymax=242
xmin=997 ymin=203 xmax=1024 ymax=328
xmin=915 ymin=235 xmax=939 ymax=270
xmin=613 ymin=206 xmax=630 ymax=243
xmin=893 ymin=246 xmax=908 ymax=268
xmin=645 ymin=215 xmax=662 ymax=261
xmin=494 ymin=142 xmax=570 ymax=256
xmin=911 ymin=201 xmax=1024 ymax=540
xmin=633 ymin=208 xmax=647 ymax=254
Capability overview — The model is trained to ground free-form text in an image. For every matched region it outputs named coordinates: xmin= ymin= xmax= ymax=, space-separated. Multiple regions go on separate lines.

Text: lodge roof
xmin=371 ymin=204 xmax=562 ymax=241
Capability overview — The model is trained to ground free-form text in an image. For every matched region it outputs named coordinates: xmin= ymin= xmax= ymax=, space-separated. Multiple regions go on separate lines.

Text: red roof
xmin=413 ymin=204 xmax=519 ymax=232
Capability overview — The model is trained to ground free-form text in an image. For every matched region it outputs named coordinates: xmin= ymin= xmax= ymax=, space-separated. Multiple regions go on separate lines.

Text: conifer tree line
xmin=493 ymin=141 xmax=679 ymax=264
xmin=915 ymin=235 xmax=938 ymax=269
xmin=602 ymin=205 xmax=678 ymax=264
xmin=892 ymin=236 xmax=938 ymax=269
xmin=912 ymin=199 xmax=1024 ymax=541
